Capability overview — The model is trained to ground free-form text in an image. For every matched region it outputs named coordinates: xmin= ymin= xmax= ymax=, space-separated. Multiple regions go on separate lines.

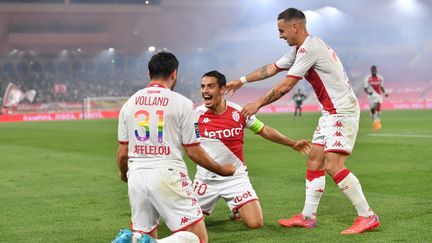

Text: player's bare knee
xmin=307 ymin=158 xmax=325 ymax=171
xmin=245 ymin=219 xmax=264 ymax=229
xmin=324 ymin=163 xmax=344 ymax=177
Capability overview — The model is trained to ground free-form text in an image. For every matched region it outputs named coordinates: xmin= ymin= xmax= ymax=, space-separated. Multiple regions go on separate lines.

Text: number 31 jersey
xmin=118 ymin=83 xmax=200 ymax=171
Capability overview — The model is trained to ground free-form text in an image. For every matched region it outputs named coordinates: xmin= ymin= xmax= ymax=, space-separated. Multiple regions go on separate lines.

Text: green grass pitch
xmin=1 ymin=109 xmax=431 ymax=242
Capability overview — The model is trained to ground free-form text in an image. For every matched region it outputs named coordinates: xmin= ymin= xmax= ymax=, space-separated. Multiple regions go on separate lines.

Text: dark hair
xmin=148 ymin=51 xmax=179 ymax=79
xmin=371 ymin=65 xmax=377 ymax=69
xmin=202 ymin=70 xmax=226 ymax=88
xmin=277 ymin=8 xmax=306 ymax=22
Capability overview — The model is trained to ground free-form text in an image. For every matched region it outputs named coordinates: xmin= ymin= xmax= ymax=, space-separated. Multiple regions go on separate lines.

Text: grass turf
xmin=0 ymin=109 xmax=431 ymax=242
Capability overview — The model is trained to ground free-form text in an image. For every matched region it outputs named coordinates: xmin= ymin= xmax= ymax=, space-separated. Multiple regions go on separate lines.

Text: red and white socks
xmin=333 ymin=168 xmax=374 ymax=217
xmin=301 ymin=170 xmax=325 ymax=219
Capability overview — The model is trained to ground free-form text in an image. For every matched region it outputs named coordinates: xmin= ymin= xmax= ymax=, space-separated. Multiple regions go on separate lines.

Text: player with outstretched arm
xmin=225 ymin=8 xmax=380 ymax=234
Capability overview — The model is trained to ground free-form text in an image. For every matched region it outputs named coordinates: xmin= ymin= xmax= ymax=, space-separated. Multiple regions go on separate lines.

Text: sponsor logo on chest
xmin=200 ymin=110 xmax=243 ymax=139
xmin=204 ymin=124 xmax=243 ymax=139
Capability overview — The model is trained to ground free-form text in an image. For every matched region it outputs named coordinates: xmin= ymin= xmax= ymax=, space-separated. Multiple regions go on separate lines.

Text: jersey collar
xmin=147 ymin=82 xmax=167 ymax=89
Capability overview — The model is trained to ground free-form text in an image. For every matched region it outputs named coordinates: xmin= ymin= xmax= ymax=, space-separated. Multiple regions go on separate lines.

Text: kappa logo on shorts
xmin=334 ymin=121 xmax=344 ymax=128
xmin=332 ymin=141 xmax=343 ymax=147
xmin=180 ymin=217 xmax=190 ymax=225
xmin=334 ymin=131 xmax=344 ymax=137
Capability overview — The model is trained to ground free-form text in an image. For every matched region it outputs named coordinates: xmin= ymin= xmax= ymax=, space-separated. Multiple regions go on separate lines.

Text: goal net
xmin=82 ymin=96 xmax=128 ymax=119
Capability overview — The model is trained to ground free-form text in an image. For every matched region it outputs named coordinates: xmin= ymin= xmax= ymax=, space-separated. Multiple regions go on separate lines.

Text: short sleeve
xmin=380 ymin=75 xmax=384 ymax=86
xmin=275 ymin=48 xmax=296 ymax=71
xmin=180 ymin=99 xmax=200 ymax=147
xmin=118 ymin=103 xmax=129 ymax=144
xmin=363 ymin=76 xmax=369 ymax=89
xmin=287 ymin=45 xmax=319 ymax=79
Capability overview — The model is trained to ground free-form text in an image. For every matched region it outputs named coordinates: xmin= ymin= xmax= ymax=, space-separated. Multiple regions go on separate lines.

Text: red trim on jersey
xmin=273 ymin=63 xmax=289 ymax=71
xmin=287 ymin=74 xmax=302 ymax=79
xmin=305 ymin=68 xmax=337 ymax=114
xmin=131 ymin=222 xmax=158 ymax=234
xmin=183 ymin=142 xmax=200 ymax=147
xmin=332 ymin=168 xmax=351 ymax=184
xmin=198 ymin=105 xmax=246 ymax=165
xmin=118 ymin=141 xmax=129 ymax=145
xmin=325 ymin=149 xmax=351 ymax=155
xmin=306 ymin=169 xmax=325 ymax=181
xmin=232 ymin=198 xmax=259 ymax=212
xmin=312 ymin=143 xmax=324 ymax=147
xmin=147 ymin=82 xmax=167 ymax=88
xmin=172 ymin=216 xmax=204 ymax=233
xmin=367 ymin=76 xmax=383 ymax=94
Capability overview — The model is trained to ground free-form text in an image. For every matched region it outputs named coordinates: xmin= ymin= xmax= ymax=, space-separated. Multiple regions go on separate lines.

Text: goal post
xmin=82 ymin=96 xmax=128 ymax=119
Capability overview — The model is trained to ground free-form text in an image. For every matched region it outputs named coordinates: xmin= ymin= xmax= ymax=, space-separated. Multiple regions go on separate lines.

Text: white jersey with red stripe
xmin=118 ymin=83 xmax=200 ymax=172
xmin=195 ymin=101 xmax=264 ymax=181
xmin=364 ymin=74 xmax=384 ymax=95
xmin=275 ymin=36 xmax=359 ymax=115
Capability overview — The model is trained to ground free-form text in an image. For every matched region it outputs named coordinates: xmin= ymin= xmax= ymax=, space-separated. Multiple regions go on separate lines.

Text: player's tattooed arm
xmin=262 ymin=88 xmax=288 ymax=105
xmin=259 ymin=65 xmax=271 ymax=79
xmin=260 ymin=76 xmax=300 ymax=106
xmin=244 ymin=64 xmax=278 ymax=83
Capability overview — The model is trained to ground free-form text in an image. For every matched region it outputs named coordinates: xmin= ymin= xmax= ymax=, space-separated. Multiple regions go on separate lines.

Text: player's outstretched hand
xmin=218 ymin=163 xmax=236 ymax=176
xmin=224 ymin=80 xmax=243 ymax=96
xmin=292 ymin=139 xmax=311 ymax=155
xmin=241 ymin=101 xmax=261 ymax=120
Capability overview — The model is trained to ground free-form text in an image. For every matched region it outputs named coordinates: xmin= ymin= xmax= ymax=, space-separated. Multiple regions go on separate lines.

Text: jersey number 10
xmin=134 ymin=109 xmax=164 ymax=142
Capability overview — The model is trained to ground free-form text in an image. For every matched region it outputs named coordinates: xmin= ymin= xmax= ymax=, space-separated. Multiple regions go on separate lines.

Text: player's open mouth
xmin=203 ymin=95 xmax=213 ymax=105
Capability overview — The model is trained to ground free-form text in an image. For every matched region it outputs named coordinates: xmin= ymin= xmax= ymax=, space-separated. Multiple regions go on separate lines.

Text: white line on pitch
xmin=367 ymin=134 xmax=432 ymax=138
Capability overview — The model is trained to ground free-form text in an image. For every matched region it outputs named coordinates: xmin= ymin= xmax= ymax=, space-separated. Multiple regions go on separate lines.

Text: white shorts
xmin=312 ymin=114 xmax=359 ymax=155
xmin=128 ymin=168 xmax=203 ymax=233
xmin=368 ymin=94 xmax=383 ymax=107
xmin=193 ymin=175 xmax=258 ymax=215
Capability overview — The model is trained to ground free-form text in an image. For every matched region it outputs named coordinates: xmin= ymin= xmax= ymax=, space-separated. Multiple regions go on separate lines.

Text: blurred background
xmin=0 ymin=0 xmax=431 ymax=121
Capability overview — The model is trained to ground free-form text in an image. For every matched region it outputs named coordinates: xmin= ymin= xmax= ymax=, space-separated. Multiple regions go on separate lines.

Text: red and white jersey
xmin=275 ymin=36 xmax=359 ymax=115
xmin=195 ymin=101 xmax=264 ymax=180
xmin=118 ymin=83 xmax=200 ymax=172
xmin=364 ymin=74 xmax=384 ymax=95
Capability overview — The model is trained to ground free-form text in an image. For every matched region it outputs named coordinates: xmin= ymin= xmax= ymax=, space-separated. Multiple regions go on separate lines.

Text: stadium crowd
xmin=0 ymin=57 xmax=197 ymax=104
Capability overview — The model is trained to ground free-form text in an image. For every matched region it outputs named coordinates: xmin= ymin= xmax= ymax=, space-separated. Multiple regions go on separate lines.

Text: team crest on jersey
xmin=232 ymin=111 xmax=240 ymax=122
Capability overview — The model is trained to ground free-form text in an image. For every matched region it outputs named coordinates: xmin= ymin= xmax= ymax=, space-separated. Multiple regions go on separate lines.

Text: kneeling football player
xmin=193 ymin=70 xmax=311 ymax=228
